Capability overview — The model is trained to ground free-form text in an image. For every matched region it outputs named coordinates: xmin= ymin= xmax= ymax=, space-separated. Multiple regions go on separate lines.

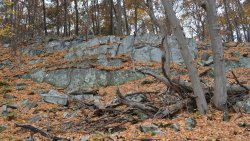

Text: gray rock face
xmin=235 ymin=98 xmax=250 ymax=114
xmin=30 ymin=68 xmax=46 ymax=83
xmin=40 ymin=90 xmax=68 ymax=106
xmin=44 ymin=69 xmax=71 ymax=88
xmin=22 ymin=34 xmax=200 ymax=91
xmin=240 ymin=57 xmax=250 ymax=68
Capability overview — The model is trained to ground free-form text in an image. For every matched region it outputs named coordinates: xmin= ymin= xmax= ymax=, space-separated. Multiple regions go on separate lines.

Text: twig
xmin=15 ymin=123 xmax=66 ymax=141
xmin=231 ymin=71 xmax=248 ymax=91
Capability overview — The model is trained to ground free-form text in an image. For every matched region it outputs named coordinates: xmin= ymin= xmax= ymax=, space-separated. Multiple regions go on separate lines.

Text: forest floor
xmin=0 ymin=41 xmax=249 ymax=141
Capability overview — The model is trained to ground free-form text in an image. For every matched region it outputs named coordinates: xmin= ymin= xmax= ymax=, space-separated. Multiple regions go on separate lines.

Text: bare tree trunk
xmin=205 ymin=0 xmax=228 ymax=111
xmin=123 ymin=0 xmax=129 ymax=35
xmin=161 ymin=0 xmax=208 ymax=114
xmin=116 ymin=0 xmax=123 ymax=36
xmin=74 ymin=0 xmax=79 ymax=36
xmin=134 ymin=2 xmax=138 ymax=34
xmin=223 ymin=0 xmax=234 ymax=41
xmin=109 ymin=0 xmax=114 ymax=35
xmin=146 ymin=0 xmax=171 ymax=75
xmin=42 ymin=0 xmax=47 ymax=36
xmin=56 ymin=0 xmax=60 ymax=36
xmin=63 ymin=0 xmax=68 ymax=36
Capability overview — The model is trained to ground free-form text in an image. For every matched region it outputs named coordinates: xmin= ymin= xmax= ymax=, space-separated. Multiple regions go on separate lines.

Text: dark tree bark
xmin=123 ymin=0 xmax=130 ymax=35
xmin=74 ymin=0 xmax=79 ymax=35
xmin=42 ymin=0 xmax=47 ymax=36
xmin=223 ymin=0 xmax=234 ymax=41
xmin=63 ymin=0 xmax=68 ymax=36
xmin=116 ymin=0 xmax=123 ymax=36
xmin=56 ymin=0 xmax=60 ymax=36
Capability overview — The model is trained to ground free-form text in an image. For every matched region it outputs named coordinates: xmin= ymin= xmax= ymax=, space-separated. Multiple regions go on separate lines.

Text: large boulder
xmin=40 ymin=89 xmax=68 ymax=106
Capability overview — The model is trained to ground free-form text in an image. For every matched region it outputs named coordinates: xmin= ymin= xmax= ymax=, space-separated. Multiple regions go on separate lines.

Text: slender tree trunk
xmin=146 ymin=0 xmax=171 ymax=75
xmin=161 ymin=0 xmax=208 ymax=114
xmin=56 ymin=0 xmax=60 ymax=36
xmin=123 ymin=0 xmax=129 ymax=35
xmin=74 ymin=0 xmax=79 ymax=35
xmin=134 ymin=2 xmax=138 ymax=34
xmin=116 ymin=0 xmax=123 ymax=36
xmin=223 ymin=0 xmax=234 ymax=41
xmin=42 ymin=0 xmax=47 ymax=36
xmin=64 ymin=0 xmax=68 ymax=36
xmin=205 ymin=0 xmax=228 ymax=111
xmin=109 ymin=0 xmax=114 ymax=35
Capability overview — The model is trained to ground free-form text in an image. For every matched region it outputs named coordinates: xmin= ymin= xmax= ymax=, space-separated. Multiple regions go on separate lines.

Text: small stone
xmin=29 ymin=114 xmax=41 ymax=124
xmin=235 ymin=98 xmax=250 ymax=114
xmin=1 ymin=104 xmax=7 ymax=116
xmin=201 ymin=52 xmax=210 ymax=61
xmin=0 ymin=124 xmax=7 ymax=133
xmin=3 ymin=44 xmax=10 ymax=48
xmin=169 ymin=123 xmax=180 ymax=132
xmin=21 ymin=99 xmax=30 ymax=107
xmin=125 ymin=93 xmax=147 ymax=103
xmin=204 ymin=56 xmax=213 ymax=66
xmin=28 ymin=102 xmax=38 ymax=109
xmin=80 ymin=135 xmax=90 ymax=141
xmin=8 ymin=104 xmax=18 ymax=109
xmin=3 ymin=93 xmax=15 ymax=99
xmin=15 ymin=83 xmax=27 ymax=90
xmin=40 ymin=90 xmax=68 ymax=106
xmin=140 ymin=124 xmax=163 ymax=136
xmin=185 ymin=117 xmax=197 ymax=130
xmin=238 ymin=122 xmax=246 ymax=127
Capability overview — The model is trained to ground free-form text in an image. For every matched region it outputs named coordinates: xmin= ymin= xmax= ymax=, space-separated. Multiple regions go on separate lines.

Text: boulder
xmin=235 ymin=98 xmax=250 ymax=114
xmin=44 ymin=69 xmax=71 ymax=88
xmin=30 ymin=68 xmax=46 ymax=83
xmin=185 ymin=117 xmax=197 ymax=130
xmin=40 ymin=90 xmax=68 ymax=106
xmin=140 ymin=124 xmax=163 ymax=136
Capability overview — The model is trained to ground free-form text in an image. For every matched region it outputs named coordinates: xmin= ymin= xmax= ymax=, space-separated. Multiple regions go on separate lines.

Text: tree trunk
xmin=134 ymin=2 xmax=138 ymax=34
xmin=161 ymin=0 xmax=208 ymax=114
xmin=116 ymin=0 xmax=123 ymax=36
xmin=146 ymin=0 xmax=171 ymax=75
xmin=123 ymin=0 xmax=130 ymax=35
xmin=205 ymin=0 xmax=228 ymax=111
xmin=223 ymin=0 xmax=234 ymax=41
xmin=109 ymin=0 xmax=114 ymax=35
xmin=74 ymin=0 xmax=79 ymax=36
xmin=56 ymin=0 xmax=60 ymax=36
xmin=63 ymin=0 xmax=68 ymax=36
xmin=42 ymin=0 xmax=47 ymax=36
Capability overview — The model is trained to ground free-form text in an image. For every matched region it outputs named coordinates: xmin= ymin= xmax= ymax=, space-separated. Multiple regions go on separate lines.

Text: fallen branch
xmin=15 ymin=123 xmax=66 ymax=141
xmin=116 ymin=88 xmax=158 ymax=115
xmin=154 ymin=98 xmax=192 ymax=118
xmin=231 ymin=71 xmax=249 ymax=91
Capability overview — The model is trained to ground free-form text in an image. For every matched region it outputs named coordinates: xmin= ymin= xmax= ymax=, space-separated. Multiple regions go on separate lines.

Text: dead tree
xmin=161 ymin=0 xmax=208 ymax=114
